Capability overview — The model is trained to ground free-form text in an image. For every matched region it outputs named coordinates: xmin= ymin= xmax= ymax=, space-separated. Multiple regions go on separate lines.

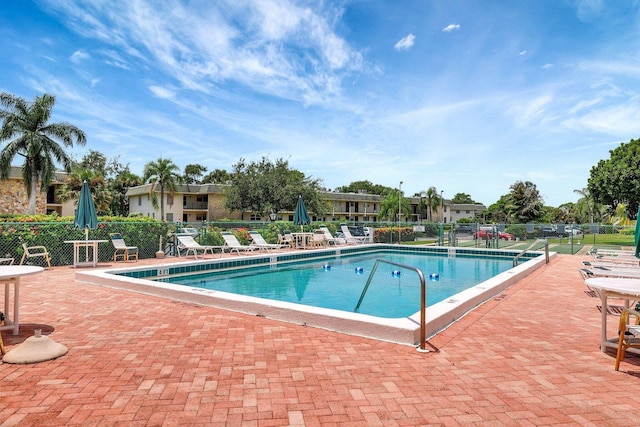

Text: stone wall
xmin=0 ymin=178 xmax=47 ymax=214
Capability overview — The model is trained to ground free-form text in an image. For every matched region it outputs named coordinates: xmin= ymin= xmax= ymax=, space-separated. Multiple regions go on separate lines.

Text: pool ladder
xmin=513 ymin=239 xmax=549 ymax=267
xmin=354 ymin=258 xmax=430 ymax=353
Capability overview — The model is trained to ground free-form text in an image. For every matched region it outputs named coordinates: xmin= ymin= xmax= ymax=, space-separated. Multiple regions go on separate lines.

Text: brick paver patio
xmin=1 ymin=253 xmax=640 ymax=426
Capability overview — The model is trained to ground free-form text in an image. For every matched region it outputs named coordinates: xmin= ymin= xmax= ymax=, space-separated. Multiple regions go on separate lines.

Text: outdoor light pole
xmin=398 ymin=181 xmax=403 ymax=244
xmin=269 ymin=210 xmax=277 ymax=221
xmin=440 ymin=190 xmax=444 ymax=245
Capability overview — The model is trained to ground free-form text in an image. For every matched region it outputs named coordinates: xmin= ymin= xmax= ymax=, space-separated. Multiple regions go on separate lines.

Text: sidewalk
xmin=1 ymin=254 xmax=639 ymax=425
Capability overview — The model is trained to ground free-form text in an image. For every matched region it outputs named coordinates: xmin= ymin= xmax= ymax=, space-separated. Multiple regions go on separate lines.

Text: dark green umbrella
xmin=635 ymin=205 xmax=640 ymax=258
xmin=293 ymin=196 xmax=311 ymax=231
xmin=74 ymin=180 xmax=98 ymax=240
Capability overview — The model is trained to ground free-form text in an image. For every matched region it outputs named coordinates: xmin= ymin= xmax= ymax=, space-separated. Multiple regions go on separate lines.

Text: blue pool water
xmin=160 ymin=251 xmax=515 ymax=318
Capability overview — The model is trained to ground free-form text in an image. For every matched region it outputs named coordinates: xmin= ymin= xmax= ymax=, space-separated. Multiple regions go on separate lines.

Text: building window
xmin=456 ymin=210 xmax=460 ymax=214
xmin=250 ymin=214 xmax=261 ymax=221
xmin=166 ymin=213 xmax=173 ymax=222
xmin=466 ymin=210 xmax=470 ymax=214
xmin=138 ymin=197 xmax=141 ymax=206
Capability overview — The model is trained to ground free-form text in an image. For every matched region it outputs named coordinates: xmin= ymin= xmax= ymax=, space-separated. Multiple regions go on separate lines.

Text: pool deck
xmin=1 ymin=252 xmax=640 ymax=425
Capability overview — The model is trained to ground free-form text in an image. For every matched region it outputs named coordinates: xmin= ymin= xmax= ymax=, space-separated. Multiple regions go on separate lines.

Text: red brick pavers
xmin=2 ymin=254 xmax=640 ymax=426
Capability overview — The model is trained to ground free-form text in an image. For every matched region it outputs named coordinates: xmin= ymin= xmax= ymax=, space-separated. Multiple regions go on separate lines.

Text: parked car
xmin=456 ymin=225 xmax=472 ymax=234
xmin=177 ymin=227 xmax=199 ymax=239
xmin=563 ymin=225 xmax=583 ymax=236
xmin=474 ymin=230 xmax=515 ymax=241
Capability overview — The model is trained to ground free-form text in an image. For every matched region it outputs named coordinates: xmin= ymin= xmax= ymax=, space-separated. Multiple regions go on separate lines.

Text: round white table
xmin=0 ymin=265 xmax=44 ymax=335
xmin=584 ymin=277 xmax=640 ymax=352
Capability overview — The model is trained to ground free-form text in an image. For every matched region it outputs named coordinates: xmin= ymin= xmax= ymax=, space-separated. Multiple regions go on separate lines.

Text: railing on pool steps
xmin=354 ymin=258 xmax=430 ymax=353
xmin=513 ymin=239 xmax=549 ymax=267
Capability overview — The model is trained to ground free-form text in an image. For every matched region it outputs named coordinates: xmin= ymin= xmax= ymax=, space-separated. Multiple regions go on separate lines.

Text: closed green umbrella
xmin=635 ymin=205 xmax=640 ymax=258
xmin=293 ymin=196 xmax=311 ymax=232
xmin=74 ymin=180 xmax=98 ymax=240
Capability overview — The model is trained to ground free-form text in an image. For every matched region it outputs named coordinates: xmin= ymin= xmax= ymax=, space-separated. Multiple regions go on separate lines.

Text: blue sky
xmin=1 ymin=0 xmax=639 ymax=207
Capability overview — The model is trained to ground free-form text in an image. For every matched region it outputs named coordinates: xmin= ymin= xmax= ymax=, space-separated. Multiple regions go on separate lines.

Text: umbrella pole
xmin=85 ymin=228 xmax=89 ymax=263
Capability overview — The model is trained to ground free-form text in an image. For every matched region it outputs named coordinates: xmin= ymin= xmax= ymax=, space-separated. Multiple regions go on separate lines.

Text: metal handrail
xmin=513 ymin=238 xmax=549 ymax=267
xmin=354 ymin=258 xmax=429 ymax=352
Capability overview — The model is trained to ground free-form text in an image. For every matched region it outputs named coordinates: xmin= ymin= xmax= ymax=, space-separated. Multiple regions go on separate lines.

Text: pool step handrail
xmin=513 ymin=239 xmax=549 ymax=267
xmin=354 ymin=258 xmax=429 ymax=352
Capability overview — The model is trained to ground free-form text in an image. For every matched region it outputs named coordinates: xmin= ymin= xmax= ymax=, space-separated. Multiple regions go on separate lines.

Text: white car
xmin=564 ymin=225 xmax=583 ymax=236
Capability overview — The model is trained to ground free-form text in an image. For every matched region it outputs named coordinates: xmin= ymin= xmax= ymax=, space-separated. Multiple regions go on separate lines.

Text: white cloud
xmin=394 ymin=34 xmax=415 ymax=51
xmin=148 ymin=85 xmax=176 ymax=99
xmin=519 ymin=50 xmax=527 ymax=56
xmin=542 ymin=63 xmax=553 ymax=69
xmin=70 ymin=50 xmax=90 ymax=63
xmin=442 ymin=24 xmax=460 ymax=32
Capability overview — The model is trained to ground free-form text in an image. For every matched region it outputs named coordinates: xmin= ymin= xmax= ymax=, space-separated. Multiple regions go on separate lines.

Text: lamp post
xmin=269 ymin=210 xmax=277 ymax=221
xmin=398 ymin=181 xmax=403 ymax=244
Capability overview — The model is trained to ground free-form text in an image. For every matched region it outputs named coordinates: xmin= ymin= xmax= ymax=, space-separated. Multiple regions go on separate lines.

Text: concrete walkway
xmin=1 ymin=254 xmax=640 ymax=426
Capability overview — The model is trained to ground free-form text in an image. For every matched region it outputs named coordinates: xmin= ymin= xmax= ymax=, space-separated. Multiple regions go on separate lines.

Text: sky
xmin=1 ymin=0 xmax=639 ymax=208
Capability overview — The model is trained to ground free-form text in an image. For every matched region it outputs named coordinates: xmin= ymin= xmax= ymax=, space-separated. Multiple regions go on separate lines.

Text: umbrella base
xmin=3 ymin=331 xmax=68 ymax=364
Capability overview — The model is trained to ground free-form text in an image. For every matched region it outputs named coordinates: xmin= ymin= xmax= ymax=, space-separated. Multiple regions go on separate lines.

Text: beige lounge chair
xmin=248 ymin=231 xmax=289 ymax=252
xmin=340 ymin=225 xmax=367 ymax=245
xmin=176 ymin=235 xmax=223 ymax=259
xmin=110 ymin=233 xmax=139 ymax=262
xmin=318 ymin=226 xmax=345 ymax=245
xmin=20 ymin=243 xmax=51 ymax=269
xmin=221 ymin=232 xmax=260 ymax=255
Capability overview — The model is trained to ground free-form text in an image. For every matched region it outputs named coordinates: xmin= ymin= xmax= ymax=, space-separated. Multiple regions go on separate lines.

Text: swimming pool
xmin=76 ymin=244 xmax=552 ymax=346
xmin=160 ymin=252 xmax=515 ymax=318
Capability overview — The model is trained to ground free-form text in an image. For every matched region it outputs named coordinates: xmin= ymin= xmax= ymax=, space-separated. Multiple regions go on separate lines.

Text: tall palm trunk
xmin=28 ymin=162 xmax=38 ymax=214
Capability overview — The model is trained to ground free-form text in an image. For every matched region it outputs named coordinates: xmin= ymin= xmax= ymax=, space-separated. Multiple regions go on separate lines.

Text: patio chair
xmin=176 ymin=235 xmax=223 ymax=259
xmin=318 ymin=226 xmax=345 ymax=245
xmin=310 ymin=230 xmax=327 ymax=249
xmin=340 ymin=224 xmax=367 ymax=245
xmin=109 ymin=233 xmax=139 ymax=263
xmin=20 ymin=243 xmax=51 ymax=269
xmin=248 ymin=231 xmax=290 ymax=252
xmin=277 ymin=233 xmax=294 ymax=249
xmin=221 ymin=232 xmax=260 ymax=255
xmin=615 ymin=308 xmax=640 ymax=371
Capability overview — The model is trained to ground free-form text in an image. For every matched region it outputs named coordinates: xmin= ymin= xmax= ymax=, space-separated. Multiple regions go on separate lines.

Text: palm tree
xmin=143 ymin=157 xmax=182 ymax=221
xmin=0 ymin=92 xmax=86 ymax=214
xmin=573 ymin=187 xmax=595 ymax=224
xmin=378 ymin=191 xmax=411 ymax=222
xmin=423 ymin=187 xmax=441 ymax=222
xmin=57 ymin=169 xmax=113 ymax=215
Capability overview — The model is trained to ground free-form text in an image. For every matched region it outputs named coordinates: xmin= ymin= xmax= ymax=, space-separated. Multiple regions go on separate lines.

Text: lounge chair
xmin=580 ymin=266 xmax=640 ymax=279
xmin=20 ymin=243 xmax=51 ymax=269
xmin=221 ymin=232 xmax=260 ymax=255
xmin=248 ymin=231 xmax=290 ymax=252
xmin=615 ymin=308 xmax=640 ymax=370
xmin=340 ymin=225 xmax=367 ymax=245
xmin=176 ymin=235 xmax=223 ymax=259
xmin=109 ymin=233 xmax=139 ymax=262
xmin=318 ymin=226 xmax=345 ymax=245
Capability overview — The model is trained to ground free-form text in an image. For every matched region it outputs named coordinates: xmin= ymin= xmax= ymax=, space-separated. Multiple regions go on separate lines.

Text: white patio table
xmin=584 ymin=277 xmax=640 ymax=352
xmin=64 ymin=240 xmax=108 ymax=268
xmin=0 ymin=265 xmax=44 ymax=335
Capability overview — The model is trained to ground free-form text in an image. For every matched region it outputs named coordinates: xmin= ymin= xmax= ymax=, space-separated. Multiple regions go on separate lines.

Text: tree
xmin=573 ymin=187 xmax=596 ymax=224
xmin=451 ymin=193 xmax=477 ymax=204
xmin=225 ymin=157 xmax=327 ymax=217
xmin=183 ymin=164 xmax=208 ymax=185
xmin=422 ymin=186 xmax=441 ymax=222
xmin=378 ymin=190 xmax=411 ymax=222
xmin=505 ymin=180 xmax=543 ymax=223
xmin=0 ymin=92 xmax=86 ymax=214
xmin=109 ymin=165 xmax=142 ymax=216
xmin=335 ymin=180 xmax=394 ymax=196
xmin=588 ymin=138 xmax=640 ymax=220
xmin=74 ymin=149 xmax=107 ymax=176
xmin=202 ymin=168 xmax=231 ymax=184
xmin=143 ymin=157 xmax=182 ymax=221
xmin=56 ymin=169 xmax=112 ymax=214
